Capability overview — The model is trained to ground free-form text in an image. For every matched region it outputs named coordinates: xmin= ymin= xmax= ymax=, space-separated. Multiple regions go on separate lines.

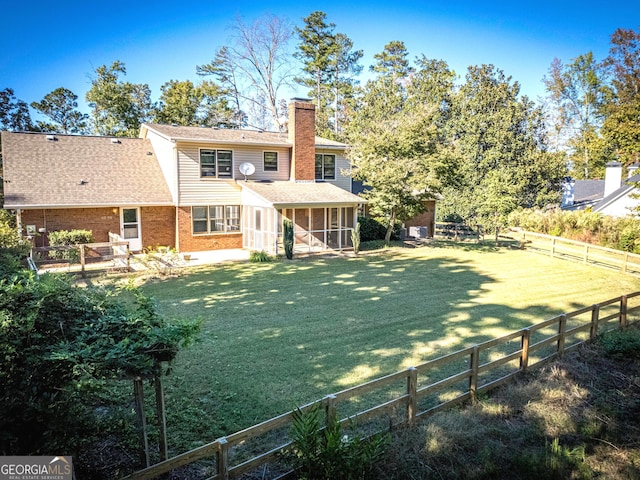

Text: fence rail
xmin=513 ymin=230 xmax=640 ymax=275
xmin=31 ymin=234 xmax=130 ymax=277
xmin=123 ymin=292 xmax=640 ymax=480
xmin=434 ymin=222 xmax=483 ymax=241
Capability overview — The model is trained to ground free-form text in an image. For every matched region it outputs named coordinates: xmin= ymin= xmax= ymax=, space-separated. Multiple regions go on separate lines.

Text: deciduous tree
xmin=601 ymin=27 xmax=640 ymax=166
xmin=152 ymin=79 xmax=235 ymax=127
xmin=543 ymin=53 xmax=610 ymax=178
xmin=347 ymin=50 xmax=456 ymax=243
xmin=85 ymin=61 xmax=153 ymax=137
xmin=197 ymin=14 xmax=294 ymax=131
xmin=439 ymin=64 xmax=566 ymax=228
xmin=0 ymin=88 xmax=34 ymax=132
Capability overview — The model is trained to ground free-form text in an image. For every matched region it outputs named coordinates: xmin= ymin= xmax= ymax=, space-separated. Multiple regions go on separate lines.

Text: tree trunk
xmin=384 ymin=211 xmax=396 ymax=245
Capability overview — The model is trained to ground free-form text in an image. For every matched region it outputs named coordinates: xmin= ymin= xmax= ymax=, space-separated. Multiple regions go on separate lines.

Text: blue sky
xmin=1 ymin=0 xmax=637 ymax=118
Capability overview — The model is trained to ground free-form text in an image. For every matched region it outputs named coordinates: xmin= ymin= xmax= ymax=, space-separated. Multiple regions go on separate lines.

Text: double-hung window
xmin=264 ymin=151 xmax=278 ymax=171
xmin=315 ymin=154 xmax=336 ymax=180
xmin=192 ymin=205 xmax=241 ymax=234
xmin=200 ymin=149 xmax=233 ymax=178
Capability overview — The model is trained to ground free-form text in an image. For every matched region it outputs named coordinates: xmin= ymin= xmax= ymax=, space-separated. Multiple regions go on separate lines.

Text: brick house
xmin=1 ymin=99 xmax=366 ymax=254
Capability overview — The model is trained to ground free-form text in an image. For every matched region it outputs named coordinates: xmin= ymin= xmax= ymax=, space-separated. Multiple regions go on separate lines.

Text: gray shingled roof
xmin=240 ymin=181 xmax=366 ymax=207
xmin=594 ymin=173 xmax=640 ymax=212
xmin=141 ymin=123 xmax=347 ymax=148
xmin=2 ymin=132 xmax=173 ymax=208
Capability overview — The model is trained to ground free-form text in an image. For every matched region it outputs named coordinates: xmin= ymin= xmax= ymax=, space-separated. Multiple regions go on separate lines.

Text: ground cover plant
xmin=375 ymin=325 xmax=640 ymax=479
xmin=135 ymin=241 xmax=640 ymax=457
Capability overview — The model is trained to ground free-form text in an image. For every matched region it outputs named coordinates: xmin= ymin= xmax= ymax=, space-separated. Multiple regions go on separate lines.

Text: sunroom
xmin=239 ymin=181 xmax=366 ymax=255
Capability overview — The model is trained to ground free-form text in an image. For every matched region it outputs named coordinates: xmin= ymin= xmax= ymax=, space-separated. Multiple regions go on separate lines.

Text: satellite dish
xmin=239 ymin=162 xmax=255 ymax=181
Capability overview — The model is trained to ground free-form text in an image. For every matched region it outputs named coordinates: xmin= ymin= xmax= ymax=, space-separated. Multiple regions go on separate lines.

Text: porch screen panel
xmin=311 ymin=208 xmax=326 ymax=249
xmin=328 ymin=208 xmax=339 ymax=248
xmin=294 ymin=208 xmax=310 ymax=247
xmin=342 ymin=207 xmax=354 ymax=247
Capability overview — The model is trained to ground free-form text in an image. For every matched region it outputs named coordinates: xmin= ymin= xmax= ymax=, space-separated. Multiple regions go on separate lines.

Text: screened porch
xmin=242 ymin=205 xmax=356 ymax=255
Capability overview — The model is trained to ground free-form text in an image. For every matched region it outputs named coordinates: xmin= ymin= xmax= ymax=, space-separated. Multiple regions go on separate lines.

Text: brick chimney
xmin=288 ymin=99 xmax=316 ymax=181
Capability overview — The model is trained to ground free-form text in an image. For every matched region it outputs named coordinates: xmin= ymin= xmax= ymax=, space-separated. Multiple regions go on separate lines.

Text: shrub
xmin=357 ymin=217 xmax=401 ymax=242
xmin=598 ymin=327 xmax=640 ymax=360
xmin=282 ymin=406 xmax=388 ymax=480
xmin=283 ymin=218 xmax=294 ymax=260
xmin=249 ymin=250 xmax=273 ymax=262
xmin=0 ymin=271 xmax=200 ymax=457
xmin=48 ymin=229 xmax=94 ymax=261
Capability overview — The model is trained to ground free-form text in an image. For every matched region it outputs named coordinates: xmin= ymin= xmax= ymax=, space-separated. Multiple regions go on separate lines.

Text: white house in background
xmin=562 ymin=162 xmax=640 ymax=217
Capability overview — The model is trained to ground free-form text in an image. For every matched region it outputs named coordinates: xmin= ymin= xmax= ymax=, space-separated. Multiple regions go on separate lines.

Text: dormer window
xmin=315 ymin=154 xmax=335 ymax=180
xmin=200 ymin=149 xmax=233 ymax=178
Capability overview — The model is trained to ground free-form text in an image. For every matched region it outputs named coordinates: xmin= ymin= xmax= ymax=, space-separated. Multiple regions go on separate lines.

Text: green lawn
xmin=138 ymin=242 xmax=640 ymax=452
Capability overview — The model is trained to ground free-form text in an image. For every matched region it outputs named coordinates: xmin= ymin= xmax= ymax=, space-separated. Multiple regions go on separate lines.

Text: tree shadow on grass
xmin=135 ymin=246 xmax=634 ymax=454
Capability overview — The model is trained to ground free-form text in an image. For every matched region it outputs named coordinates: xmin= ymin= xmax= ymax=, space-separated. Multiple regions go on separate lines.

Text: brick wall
xmin=21 ymin=208 xmax=120 ymax=246
xmin=176 ymin=206 xmax=242 ymax=252
xmin=403 ymin=200 xmax=436 ymax=238
xmin=20 ymin=206 xmax=176 ymax=249
xmin=140 ymin=206 xmax=175 ymax=250
xmin=288 ymin=101 xmax=316 ymax=181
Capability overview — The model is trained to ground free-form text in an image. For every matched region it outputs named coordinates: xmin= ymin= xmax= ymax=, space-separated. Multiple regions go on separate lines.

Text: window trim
xmin=199 ymin=148 xmax=234 ymax=179
xmin=263 ymin=151 xmax=278 ymax=172
xmin=315 ymin=153 xmax=336 ymax=180
xmin=191 ymin=205 xmax=241 ymax=235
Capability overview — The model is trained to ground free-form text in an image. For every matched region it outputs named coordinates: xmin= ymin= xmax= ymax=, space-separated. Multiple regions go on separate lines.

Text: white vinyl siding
xmin=177 ymin=143 xmax=290 ymax=205
xmin=315 ymin=148 xmax=351 ymax=192
xmin=145 ymin=130 xmax=179 ymax=203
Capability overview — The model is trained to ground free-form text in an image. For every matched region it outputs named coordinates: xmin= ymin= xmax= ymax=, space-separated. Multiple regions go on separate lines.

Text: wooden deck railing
xmin=31 ymin=234 xmax=130 ymax=277
xmin=123 ymin=292 xmax=640 ymax=480
xmin=513 ymin=230 xmax=640 ymax=275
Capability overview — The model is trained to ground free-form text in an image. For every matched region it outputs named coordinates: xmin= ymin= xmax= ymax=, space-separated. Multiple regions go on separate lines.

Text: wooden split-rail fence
xmin=515 ymin=230 xmax=640 ymax=275
xmin=123 ymin=292 xmax=640 ymax=480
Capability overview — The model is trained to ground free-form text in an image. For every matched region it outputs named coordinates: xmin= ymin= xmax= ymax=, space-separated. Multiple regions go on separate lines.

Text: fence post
xmin=217 ymin=437 xmax=229 ymax=480
xmin=407 ymin=368 xmax=417 ymax=425
xmin=133 ymin=377 xmax=150 ymax=468
xmin=469 ymin=346 xmax=480 ymax=404
xmin=620 ymin=295 xmax=628 ymax=329
xmin=154 ymin=365 xmax=168 ymax=462
xmin=80 ymin=245 xmax=86 ymax=278
xmin=520 ymin=329 xmax=531 ymax=373
xmin=551 ymin=237 xmax=556 ymax=257
xmin=590 ymin=305 xmax=600 ymax=340
xmin=557 ymin=314 xmax=567 ymax=357
xmin=584 ymin=244 xmax=588 ymax=265
xmin=623 ymin=252 xmax=628 ymax=273
xmin=325 ymin=394 xmax=337 ymax=428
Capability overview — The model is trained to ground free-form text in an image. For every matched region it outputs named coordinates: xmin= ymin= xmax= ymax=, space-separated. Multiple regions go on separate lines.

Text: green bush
xmin=0 ymin=271 xmax=200 ymax=457
xmin=357 ymin=216 xmax=401 ymax=242
xmin=509 ymin=208 xmax=640 ymax=253
xmin=598 ymin=327 xmax=640 ymax=360
xmin=283 ymin=218 xmax=294 ymax=260
xmin=48 ymin=229 xmax=94 ymax=261
xmin=249 ymin=250 xmax=273 ymax=262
